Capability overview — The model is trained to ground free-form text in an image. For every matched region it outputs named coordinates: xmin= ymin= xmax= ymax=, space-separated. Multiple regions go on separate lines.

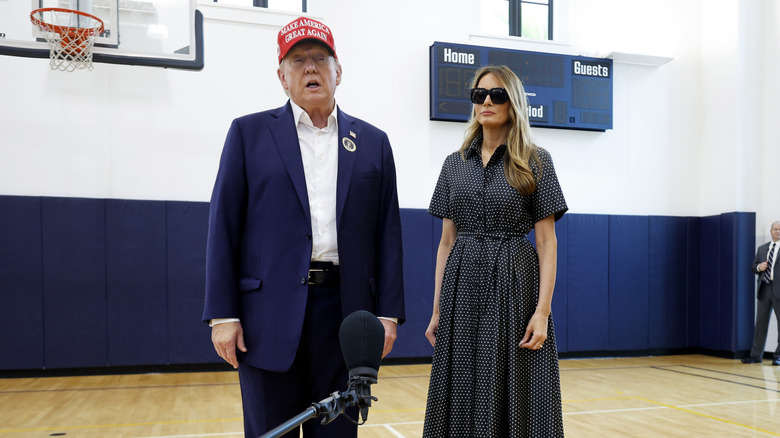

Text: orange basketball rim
xmin=30 ymin=7 xmax=104 ymax=59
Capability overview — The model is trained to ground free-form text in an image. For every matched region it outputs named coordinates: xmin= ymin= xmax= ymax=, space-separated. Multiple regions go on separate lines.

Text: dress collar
xmin=465 ymin=134 xmax=483 ymax=158
xmin=466 ymin=133 xmax=507 ymax=160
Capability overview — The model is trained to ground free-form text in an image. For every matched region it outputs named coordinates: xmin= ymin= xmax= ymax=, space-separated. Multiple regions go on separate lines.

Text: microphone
xmin=258 ymin=310 xmax=385 ymax=437
xmin=338 ymin=310 xmax=384 ymax=422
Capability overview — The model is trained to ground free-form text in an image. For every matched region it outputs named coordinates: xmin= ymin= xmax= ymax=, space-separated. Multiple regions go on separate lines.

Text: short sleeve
xmin=428 ymin=157 xmax=451 ymax=219
xmin=530 ymin=148 xmax=568 ymax=223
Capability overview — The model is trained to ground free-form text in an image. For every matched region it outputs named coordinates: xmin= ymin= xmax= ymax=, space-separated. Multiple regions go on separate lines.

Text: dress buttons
xmin=300 ymin=277 xmax=306 ymax=284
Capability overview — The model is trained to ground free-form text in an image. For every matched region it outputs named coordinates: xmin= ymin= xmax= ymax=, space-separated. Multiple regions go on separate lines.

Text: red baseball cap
xmin=277 ymin=17 xmax=337 ymax=64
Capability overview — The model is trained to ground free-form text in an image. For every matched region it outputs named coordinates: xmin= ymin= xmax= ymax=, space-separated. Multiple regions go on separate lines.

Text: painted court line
xmin=362 ymin=420 xmax=424 ymax=427
xmin=132 ymin=434 xmax=242 ymax=438
xmin=382 ymin=424 xmax=407 ymax=437
xmin=680 ymin=365 xmax=780 ymax=382
xmin=653 ymin=366 xmax=780 ymax=393
xmin=6 ymin=395 xmax=778 ymax=437
xmin=633 ymin=396 xmax=780 ymax=437
xmin=0 ymin=418 xmax=242 ymax=435
xmin=563 ymin=395 xmax=780 ymax=436
xmin=681 ymin=398 xmax=780 ymax=408
xmin=564 ymin=406 xmax=667 ymax=415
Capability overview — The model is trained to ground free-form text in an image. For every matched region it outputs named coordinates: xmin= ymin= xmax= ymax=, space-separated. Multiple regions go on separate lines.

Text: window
xmin=480 ymin=0 xmax=552 ymax=40
xmin=211 ymin=0 xmax=306 ymax=12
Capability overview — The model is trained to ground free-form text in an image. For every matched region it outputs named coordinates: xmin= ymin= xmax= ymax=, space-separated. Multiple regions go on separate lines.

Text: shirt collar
xmin=465 ymin=133 xmax=507 ymax=159
xmin=465 ymin=133 xmax=483 ymax=158
xmin=290 ymin=100 xmax=338 ymax=131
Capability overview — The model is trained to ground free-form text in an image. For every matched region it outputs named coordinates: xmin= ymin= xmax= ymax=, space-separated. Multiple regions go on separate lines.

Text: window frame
xmin=212 ymin=0 xmax=307 ymax=12
xmin=508 ymin=0 xmax=553 ymax=40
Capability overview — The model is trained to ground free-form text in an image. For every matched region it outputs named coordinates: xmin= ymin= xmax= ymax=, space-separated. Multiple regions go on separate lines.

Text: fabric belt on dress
xmin=308 ymin=261 xmax=340 ymax=285
xmin=458 ymin=230 xmax=526 ymax=241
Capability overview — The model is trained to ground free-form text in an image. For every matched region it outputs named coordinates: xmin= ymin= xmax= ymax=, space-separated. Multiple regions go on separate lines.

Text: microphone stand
xmin=258 ymin=376 xmax=378 ymax=438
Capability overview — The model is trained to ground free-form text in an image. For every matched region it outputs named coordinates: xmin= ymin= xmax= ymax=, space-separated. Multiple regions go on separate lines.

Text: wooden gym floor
xmin=0 ymin=354 xmax=778 ymax=437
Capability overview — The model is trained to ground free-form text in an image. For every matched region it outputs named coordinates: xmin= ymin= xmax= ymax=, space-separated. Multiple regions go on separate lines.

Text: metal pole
xmin=258 ymin=406 xmax=318 ymax=438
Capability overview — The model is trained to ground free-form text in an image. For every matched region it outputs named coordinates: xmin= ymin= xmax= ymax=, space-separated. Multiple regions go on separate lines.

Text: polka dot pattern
xmin=423 ymin=135 xmax=567 ymax=437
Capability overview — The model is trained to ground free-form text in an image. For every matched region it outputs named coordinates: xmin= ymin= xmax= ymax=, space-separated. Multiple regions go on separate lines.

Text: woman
xmin=423 ymin=65 xmax=567 ymax=437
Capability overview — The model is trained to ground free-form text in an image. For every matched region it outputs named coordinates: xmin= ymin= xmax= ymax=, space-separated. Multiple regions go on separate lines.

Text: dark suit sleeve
xmin=375 ymin=133 xmax=406 ymax=324
xmin=752 ymin=244 xmax=767 ymax=276
xmin=203 ymin=119 xmax=247 ymax=322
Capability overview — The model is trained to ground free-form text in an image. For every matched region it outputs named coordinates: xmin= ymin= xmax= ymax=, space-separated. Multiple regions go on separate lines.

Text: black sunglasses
xmin=470 ymin=87 xmax=510 ymax=105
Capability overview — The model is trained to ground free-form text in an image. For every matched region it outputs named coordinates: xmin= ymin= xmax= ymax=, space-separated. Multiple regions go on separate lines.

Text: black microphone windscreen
xmin=339 ymin=310 xmax=384 ymax=379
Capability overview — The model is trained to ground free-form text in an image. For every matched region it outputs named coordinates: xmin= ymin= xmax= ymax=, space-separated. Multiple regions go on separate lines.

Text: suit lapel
xmin=270 ymin=102 xmax=310 ymax=222
xmin=336 ymin=109 xmax=358 ymax=228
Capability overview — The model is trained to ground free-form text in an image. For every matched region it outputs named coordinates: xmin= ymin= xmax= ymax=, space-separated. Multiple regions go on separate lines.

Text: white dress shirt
xmin=291 ymin=100 xmax=340 ymax=264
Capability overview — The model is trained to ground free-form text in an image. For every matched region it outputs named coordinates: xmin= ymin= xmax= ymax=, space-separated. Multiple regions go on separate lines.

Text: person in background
xmin=423 ymin=65 xmax=567 ymax=437
xmin=742 ymin=221 xmax=780 ymax=365
xmin=203 ymin=16 xmax=405 ymax=438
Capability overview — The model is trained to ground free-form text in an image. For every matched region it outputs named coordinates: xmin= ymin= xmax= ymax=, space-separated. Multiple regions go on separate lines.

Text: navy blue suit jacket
xmin=203 ymin=102 xmax=405 ymax=372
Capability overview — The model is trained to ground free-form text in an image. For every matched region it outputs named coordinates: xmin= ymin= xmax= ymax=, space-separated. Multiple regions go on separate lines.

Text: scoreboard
xmin=430 ymin=41 xmax=613 ymax=131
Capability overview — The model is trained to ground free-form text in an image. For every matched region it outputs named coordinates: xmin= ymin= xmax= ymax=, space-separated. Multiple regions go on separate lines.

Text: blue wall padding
xmin=166 ymin=201 xmax=214 ymax=364
xmin=698 ymin=216 xmax=720 ymax=350
xmin=0 ymin=196 xmax=759 ymax=370
xmin=695 ymin=213 xmax=757 ymax=353
xmin=41 ymin=197 xmax=109 ymax=368
xmin=566 ymin=214 xmax=610 ymax=352
xmin=685 ymin=217 xmax=701 ymax=347
xmin=391 ymin=209 xmax=436 ymax=358
xmin=0 ymin=196 xmax=45 ymax=369
xmin=608 ymin=215 xmax=649 ymax=351
xmin=431 ymin=216 xmax=443 ymax=277
xmin=551 ymin=216 xmax=568 ymax=351
xmin=735 ymin=212 xmax=756 ymax=350
xmin=648 ymin=216 xmax=690 ymax=349
xmin=106 ymin=199 xmax=168 ymax=366
xmin=719 ymin=214 xmax=738 ymax=351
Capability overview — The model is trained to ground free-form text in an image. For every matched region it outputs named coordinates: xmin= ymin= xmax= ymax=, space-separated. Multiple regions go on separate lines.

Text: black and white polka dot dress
xmin=423 ymin=135 xmax=567 ymax=437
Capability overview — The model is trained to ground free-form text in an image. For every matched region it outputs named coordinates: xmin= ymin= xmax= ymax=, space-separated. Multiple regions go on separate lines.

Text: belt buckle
xmin=308 ymin=268 xmax=325 ymax=285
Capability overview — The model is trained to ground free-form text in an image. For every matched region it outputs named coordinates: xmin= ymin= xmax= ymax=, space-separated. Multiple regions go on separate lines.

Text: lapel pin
xmin=349 ymin=130 xmax=357 ymax=139
xmin=342 ymin=137 xmax=357 ymax=152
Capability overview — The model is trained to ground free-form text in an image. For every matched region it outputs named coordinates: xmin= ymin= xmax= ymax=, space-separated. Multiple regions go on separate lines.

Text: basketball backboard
xmin=0 ymin=0 xmax=203 ymax=69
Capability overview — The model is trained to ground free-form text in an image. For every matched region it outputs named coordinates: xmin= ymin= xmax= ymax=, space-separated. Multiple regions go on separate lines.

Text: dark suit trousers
xmin=238 ymin=283 xmax=357 ymax=438
xmin=749 ymin=281 xmax=780 ymax=359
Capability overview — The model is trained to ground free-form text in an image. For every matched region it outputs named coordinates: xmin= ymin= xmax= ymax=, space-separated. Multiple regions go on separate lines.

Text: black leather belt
xmin=308 ymin=261 xmax=340 ymax=285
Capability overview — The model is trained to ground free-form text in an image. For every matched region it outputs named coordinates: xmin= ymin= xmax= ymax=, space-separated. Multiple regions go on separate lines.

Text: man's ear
xmin=277 ymin=66 xmax=288 ymax=90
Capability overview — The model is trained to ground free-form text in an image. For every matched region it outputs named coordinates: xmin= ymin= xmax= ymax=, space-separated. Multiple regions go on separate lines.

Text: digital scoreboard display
xmin=430 ymin=41 xmax=613 ymax=131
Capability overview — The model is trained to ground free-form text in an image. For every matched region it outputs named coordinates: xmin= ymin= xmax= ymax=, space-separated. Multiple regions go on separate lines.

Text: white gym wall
xmin=0 ymin=0 xmax=778 ymax=351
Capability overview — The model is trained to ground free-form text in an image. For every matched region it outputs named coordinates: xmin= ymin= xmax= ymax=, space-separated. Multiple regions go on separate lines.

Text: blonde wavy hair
xmin=460 ymin=65 xmax=540 ymax=195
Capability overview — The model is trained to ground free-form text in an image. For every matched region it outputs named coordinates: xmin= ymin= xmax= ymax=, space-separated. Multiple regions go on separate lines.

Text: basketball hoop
xmin=30 ymin=8 xmax=104 ymax=72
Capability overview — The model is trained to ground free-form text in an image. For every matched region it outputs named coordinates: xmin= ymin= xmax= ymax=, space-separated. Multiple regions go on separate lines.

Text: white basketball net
xmin=31 ymin=9 xmax=103 ymax=72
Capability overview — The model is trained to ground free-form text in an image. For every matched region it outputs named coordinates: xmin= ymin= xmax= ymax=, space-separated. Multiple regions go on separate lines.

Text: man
xmin=202 ymin=16 xmax=405 ymax=437
xmin=742 ymin=221 xmax=780 ymax=365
